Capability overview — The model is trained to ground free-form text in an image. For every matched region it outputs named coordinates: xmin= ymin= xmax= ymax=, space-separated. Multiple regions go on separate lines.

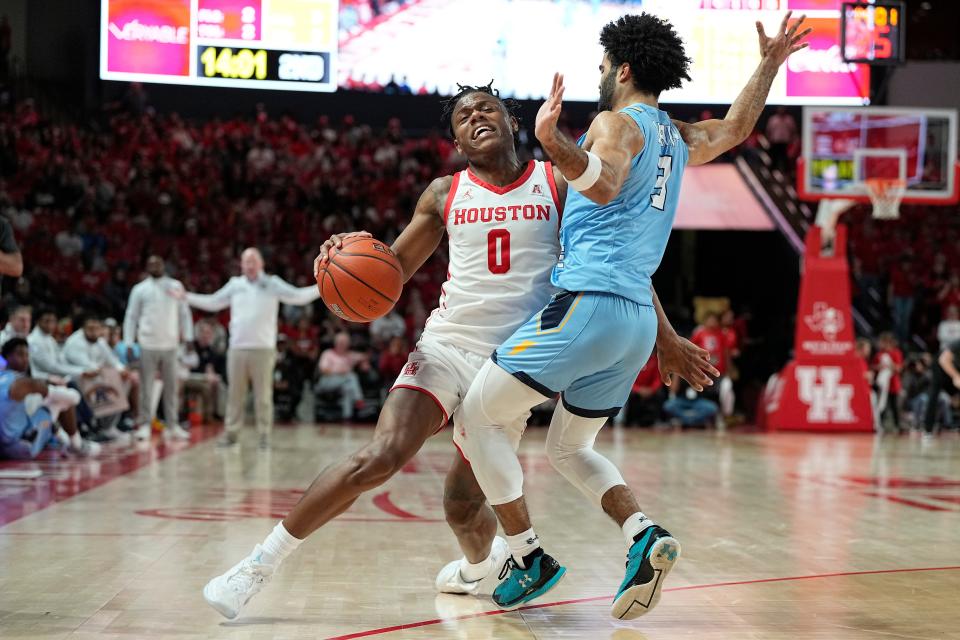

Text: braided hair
xmin=439 ymin=81 xmax=522 ymax=146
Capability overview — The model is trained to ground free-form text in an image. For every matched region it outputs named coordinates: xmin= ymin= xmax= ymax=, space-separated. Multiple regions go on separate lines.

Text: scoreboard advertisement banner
xmin=102 ymin=0 xmax=868 ymax=104
xmin=100 ymin=0 xmax=337 ymax=91
xmin=338 ymin=0 xmax=870 ymax=105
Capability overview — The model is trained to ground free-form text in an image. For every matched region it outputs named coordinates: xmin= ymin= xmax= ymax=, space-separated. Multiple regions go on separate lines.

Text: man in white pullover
xmin=63 ymin=314 xmax=141 ymax=430
xmin=124 ymin=256 xmax=195 ymax=441
xmin=0 ymin=305 xmax=31 ymax=347
xmin=178 ymin=248 xmax=319 ymax=447
xmin=28 ymin=310 xmax=99 ymax=382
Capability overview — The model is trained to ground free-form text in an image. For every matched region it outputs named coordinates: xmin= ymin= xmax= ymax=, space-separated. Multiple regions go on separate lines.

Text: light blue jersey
xmin=0 ymin=369 xmax=30 ymax=443
xmin=0 ymin=370 xmax=55 ymax=459
xmin=494 ymin=103 xmax=688 ymax=414
xmin=552 ymin=103 xmax=688 ymax=306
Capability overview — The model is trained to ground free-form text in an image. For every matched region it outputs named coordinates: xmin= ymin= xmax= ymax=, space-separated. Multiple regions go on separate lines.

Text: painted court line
xmin=0 ymin=426 xmax=221 ymax=527
xmin=323 ymin=565 xmax=960 ymax=640
xmin=0 ymin=531 xmax=209 ymax=537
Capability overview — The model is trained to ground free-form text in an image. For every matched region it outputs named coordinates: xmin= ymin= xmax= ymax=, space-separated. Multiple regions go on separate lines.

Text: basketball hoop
xmin=864 ymin=178 xmax=906 ymax=220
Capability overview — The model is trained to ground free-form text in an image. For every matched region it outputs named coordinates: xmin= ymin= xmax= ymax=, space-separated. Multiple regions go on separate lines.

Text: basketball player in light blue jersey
xmin=454 ymin=12 xmax=811 ymax=618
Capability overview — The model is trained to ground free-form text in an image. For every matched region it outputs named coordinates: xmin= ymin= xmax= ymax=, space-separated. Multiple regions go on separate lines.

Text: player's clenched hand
xmin=313 ymin=231 xmax=372 ymax=277
xmin=535 ymin=72 xmax=565 ymax=145
xmin=756 ymin=11 xmax=812 ymax=66
xmin=657 ymin=335 xmax=719 ymax=392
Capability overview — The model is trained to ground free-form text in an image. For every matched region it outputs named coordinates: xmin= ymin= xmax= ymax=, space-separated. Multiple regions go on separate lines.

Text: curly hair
xmin=599 ymin=14 xmax=692 ymax=96
xmin=439 ymin=81 xmax=522 ymax=145
xmin=1 ymin=337 xmax=27 ymax=359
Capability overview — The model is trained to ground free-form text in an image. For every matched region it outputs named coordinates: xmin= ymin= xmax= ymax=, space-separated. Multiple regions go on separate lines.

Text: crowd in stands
xmin=857 ymin=331 xmax=960 ymax=434
xmin=614 ymin=308 xmax=749 ymax=430
xmin=843 ymin=203 xmax=960 ymax=349
xmin=0 ymin=81 xmax=956 ymax=459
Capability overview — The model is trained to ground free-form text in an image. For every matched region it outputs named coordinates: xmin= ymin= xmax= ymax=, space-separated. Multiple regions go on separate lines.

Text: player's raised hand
xmin=535 ymin=73 xmax=565 ymax=145
xmin=756 ymin=11 xmax=812 ymax=66
xmin=657 ymin=335 xmax=719 ymax=392
xmin=314 ymin=231 xmax=372 ymax=277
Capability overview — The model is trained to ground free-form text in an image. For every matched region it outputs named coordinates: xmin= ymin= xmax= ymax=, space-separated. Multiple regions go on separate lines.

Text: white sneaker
xmin=68 ymin=438 xmax=102 ymax=457
xmin=164 ymin=424 xmax=191 ymax=441
xmin=135 ymin=424 xmax=152 ymax=441
xmin=435 ymin=536 xmax=509 ymax=596
xmin=203 ymin=546 xmax=274 ymax=619
xmin=101 ymin=425 xmax=132 ymax=445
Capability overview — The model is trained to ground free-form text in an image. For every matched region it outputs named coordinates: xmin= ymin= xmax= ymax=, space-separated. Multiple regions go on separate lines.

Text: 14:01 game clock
xmin=841 ymin=1 xmax=905 ymax=65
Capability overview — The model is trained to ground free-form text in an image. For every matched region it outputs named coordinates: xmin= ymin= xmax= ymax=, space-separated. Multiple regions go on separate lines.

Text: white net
xmin=864 ymin=178 xmax=906 ymax=220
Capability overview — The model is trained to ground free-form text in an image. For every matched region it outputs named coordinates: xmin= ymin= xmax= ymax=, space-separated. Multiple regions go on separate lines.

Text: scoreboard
xmin=841 ymin=1 xmax=905 ymax=64
xmin=100 ymin=0 xmax=337 ymax=91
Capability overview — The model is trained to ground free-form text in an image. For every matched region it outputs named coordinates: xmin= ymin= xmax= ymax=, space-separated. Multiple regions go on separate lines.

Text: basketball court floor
xmin=2 ymin=424 xmax=959 ymax=639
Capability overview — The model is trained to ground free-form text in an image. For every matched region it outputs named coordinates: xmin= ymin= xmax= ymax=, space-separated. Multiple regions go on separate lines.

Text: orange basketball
xmin=316 ymin=236 xmax=403 ymax=323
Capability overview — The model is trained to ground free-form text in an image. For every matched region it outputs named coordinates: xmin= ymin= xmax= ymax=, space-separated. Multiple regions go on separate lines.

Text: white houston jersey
xmin=422 ymin=160 xmax=562 ymax=355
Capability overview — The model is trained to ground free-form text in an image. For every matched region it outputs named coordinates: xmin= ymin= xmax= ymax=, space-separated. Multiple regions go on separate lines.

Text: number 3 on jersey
xmin=487 ymin=229 xmax=510 ymax=274
xmin=651 ymin=155 xmax=672 ymax=210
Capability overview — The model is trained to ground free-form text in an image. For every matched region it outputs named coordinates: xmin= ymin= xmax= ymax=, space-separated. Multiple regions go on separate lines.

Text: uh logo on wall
xmin=766 ymin=225 xmax=874 ymax=432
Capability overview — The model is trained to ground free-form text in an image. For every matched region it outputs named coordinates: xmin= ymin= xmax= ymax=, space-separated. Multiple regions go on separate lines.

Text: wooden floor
xmin=1 ymin=424 xmax=959 ymax=639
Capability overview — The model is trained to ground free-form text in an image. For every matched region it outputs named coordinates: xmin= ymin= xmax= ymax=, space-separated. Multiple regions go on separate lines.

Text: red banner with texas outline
xmin=766 ymin=224 xmax=874 ymax=431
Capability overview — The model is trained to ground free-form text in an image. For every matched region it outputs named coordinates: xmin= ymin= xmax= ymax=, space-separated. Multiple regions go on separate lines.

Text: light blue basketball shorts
xmin=492 ymin=290 xmax=657 ymax=417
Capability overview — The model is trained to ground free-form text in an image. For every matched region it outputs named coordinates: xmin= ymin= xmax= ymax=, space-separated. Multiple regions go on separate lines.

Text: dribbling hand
xmin=313 ymin=231 xmax=372 ymax=279
xmin=756 ymin=11 xmax=812 ymax=66
xmin=535 ymin=73 xmax=565 ymax=145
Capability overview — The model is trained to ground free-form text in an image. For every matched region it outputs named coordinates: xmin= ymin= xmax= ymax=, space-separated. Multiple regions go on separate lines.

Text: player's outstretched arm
xmin=535 ymin=73 xmax=642 ymax=206
xmin=675 ymin=11 xmax=811 ymax=166
xmin=313 ymin=176 xmax=450 ymax=285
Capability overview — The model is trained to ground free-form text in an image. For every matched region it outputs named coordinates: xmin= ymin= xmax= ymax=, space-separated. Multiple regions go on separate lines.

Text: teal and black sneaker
xmin=611 ymin=525 xmax=680 ymax=620
xmin=492 ymin=549 xmax=566 ymax=610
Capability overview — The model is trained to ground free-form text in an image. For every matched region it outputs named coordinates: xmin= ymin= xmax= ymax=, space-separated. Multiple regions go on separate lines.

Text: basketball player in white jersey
xmin=203 ymin=83 xmax=717 ymax=619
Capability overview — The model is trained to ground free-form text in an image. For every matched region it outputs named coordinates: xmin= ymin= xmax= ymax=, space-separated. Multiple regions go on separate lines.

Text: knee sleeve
xmin=545 ymin=403 xmax=625 ymax=507
xmin=453 ymin=360 xmax=546 ymax=506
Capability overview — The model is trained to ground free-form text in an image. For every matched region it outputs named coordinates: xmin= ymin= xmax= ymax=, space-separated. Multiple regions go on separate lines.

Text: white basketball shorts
xmin=390 ymin=336 xmax=489 ymax=432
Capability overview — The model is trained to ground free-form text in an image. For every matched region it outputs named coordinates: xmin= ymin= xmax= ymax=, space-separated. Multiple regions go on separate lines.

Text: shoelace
xmin=227 ymin=561 xmax=264 ymax=594
xmin=499 ymin=557 xmax=520 ymax=581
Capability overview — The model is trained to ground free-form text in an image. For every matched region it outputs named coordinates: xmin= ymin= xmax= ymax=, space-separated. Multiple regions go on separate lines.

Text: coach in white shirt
xmin=124 ymin=256 xmax=195 ymax=441
xmin=178 ymin=248 xmax=319 ymax=446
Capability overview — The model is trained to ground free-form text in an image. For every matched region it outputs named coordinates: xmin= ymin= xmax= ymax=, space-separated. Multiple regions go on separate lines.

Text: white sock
xmin=257 ymin=522 xmax=302 ymax=566
xmin=69 ymin=432 xmax=83 ymax=449
xmin=622 ymin=512 xmax=654 ymax=547
xmin=505 ymin=528 xmax=540 ymax=568
xmin=459 ymin=555 xmax=492 ymax=583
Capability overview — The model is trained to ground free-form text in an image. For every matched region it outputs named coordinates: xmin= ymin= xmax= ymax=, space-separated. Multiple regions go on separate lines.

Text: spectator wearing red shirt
xmin=888 ymin=257 xmax=916 ymax=343
xmin=692 ymin=312 xmax=735 ymax=418
xmin=872 ymin=332 xmax=904 ymax=431
xmin=377 ymin=336 xmax=409 ymax=386
xmin=282 ymin=316 xmax=320 ymax=384
xmin=691 ymin=313 xmax=728 ymax=376
xmin=618 ymin=354 xmax=665 ymax=427
xmin=720 ymin=309 xmax=742 ymax=362
xmin=937 ymin=274 xmax=960 ymax=315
